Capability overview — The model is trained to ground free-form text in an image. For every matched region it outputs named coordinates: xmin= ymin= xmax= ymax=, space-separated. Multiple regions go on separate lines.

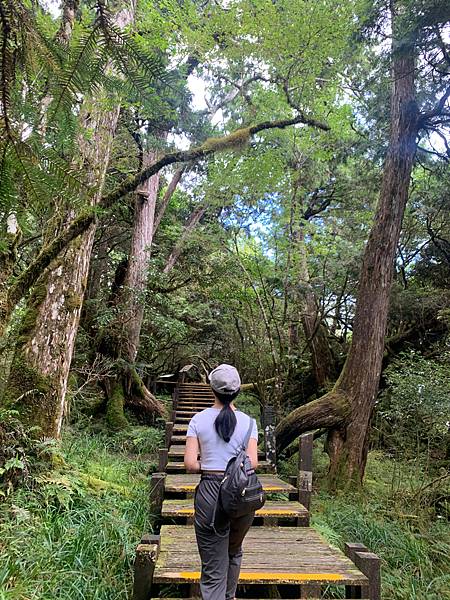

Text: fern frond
xmin=47 ymin=22 xmax=103 ymax=126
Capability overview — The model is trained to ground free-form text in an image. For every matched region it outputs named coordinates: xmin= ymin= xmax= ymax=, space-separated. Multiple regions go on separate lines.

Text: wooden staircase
xmin=133 ymin=381 xmax=381 ymax=599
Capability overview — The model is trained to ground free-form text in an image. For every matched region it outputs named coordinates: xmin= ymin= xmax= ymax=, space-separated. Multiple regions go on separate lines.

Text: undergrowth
xmin=280 ymin=446 xmax=450 ymax=600
xmin=0 ymin=424 xmax=162 ymax=600
xmin=2 ymin=411 xmax=449 ymax=600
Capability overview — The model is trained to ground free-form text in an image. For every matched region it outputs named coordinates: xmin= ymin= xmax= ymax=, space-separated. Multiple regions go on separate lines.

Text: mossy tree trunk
xmin=2 ymin=1 xmax=137 ymax=438
xmin=99 ymin=148 xmax=166 ymax=427
xmin=276 ymin=6 xmax=420 ymax=487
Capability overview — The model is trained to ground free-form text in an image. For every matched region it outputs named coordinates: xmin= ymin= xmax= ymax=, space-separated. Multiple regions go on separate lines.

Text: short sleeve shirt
xmin=186 ymin=408 xmax=258 ymax=471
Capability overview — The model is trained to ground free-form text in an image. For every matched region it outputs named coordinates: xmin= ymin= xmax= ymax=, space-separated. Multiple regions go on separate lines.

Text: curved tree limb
xmin=6 ymin=112 xmax=329 ymax=320
xmin=275 ymin=389 xmax=350 ymax=454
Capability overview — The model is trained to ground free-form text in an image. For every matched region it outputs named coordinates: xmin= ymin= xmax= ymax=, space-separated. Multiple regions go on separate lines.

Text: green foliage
xmin=0 ymin=426 xmax=156 ymax=599
xmin=279 ymin=447 xmax=450 ymax=599
xmin=377 ymin=351 xmax=450 ymax=461
xmin=0 ymin=408 xmax=56 ymax=496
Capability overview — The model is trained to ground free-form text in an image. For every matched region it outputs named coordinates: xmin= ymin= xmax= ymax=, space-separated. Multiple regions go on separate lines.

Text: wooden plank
xmin=162 ymin=499 xmax=309 ymax=521
xmin=154 ymin=526 xmax=368 ymax=586
xmin=170 ymin=435 xmax=187 ymax=444
xmin=164 ymin=473 xmax=297 ymax=494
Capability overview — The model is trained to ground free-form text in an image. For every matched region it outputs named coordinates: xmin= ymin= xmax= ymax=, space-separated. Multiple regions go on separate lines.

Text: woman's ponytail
xmin=214 ymin=392 xmax=239 ymax=442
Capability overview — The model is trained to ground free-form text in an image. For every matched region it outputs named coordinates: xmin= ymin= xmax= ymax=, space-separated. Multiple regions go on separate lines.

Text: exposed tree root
xmin=126 ymin=367 xmax=167 ymax=418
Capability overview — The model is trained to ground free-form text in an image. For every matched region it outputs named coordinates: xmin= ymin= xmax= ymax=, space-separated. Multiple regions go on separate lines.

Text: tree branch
xmin=275 ymin=389 xmax=350 ymax=453
xmin=7 ymin=113 xmax=329 ymax=313
xmin=420 ymin=85 xmax=450 ymax=123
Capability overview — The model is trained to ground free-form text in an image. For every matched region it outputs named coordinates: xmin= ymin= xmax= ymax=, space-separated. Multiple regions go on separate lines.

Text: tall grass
xmin=2 ymin=420 xmax=449 ymax=599
xmin=0 ymin=426 xmax=162 ymax=600
xmin=281 ymin=446 xmax=450 ymax=600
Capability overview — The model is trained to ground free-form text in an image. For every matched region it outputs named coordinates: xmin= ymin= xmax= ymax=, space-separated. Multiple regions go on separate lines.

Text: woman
xmin=184 ymin=364 xmax=258 ymax=600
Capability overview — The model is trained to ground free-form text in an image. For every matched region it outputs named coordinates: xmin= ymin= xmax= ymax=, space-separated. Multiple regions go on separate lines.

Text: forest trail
xmin=133 ymin=382 xmax=381 ymax=600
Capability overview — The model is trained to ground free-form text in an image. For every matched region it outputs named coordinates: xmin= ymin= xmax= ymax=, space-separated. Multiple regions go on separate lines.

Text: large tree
xmin=275 ymin=0 xmax=450 ymax=486
xmin=2 ymin=0 xmax=140 ymax=436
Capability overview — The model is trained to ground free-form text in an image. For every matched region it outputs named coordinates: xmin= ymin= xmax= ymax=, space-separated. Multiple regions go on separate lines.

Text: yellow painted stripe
xmin=178 ymin=571 xmax=344 ymax=582
xmin=172 ymin=508 xmax=300 ymax=516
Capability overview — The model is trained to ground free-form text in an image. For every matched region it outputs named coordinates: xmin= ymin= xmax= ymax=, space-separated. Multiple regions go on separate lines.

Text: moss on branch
xmin=5 ymin=113 xmax=329 ymax=317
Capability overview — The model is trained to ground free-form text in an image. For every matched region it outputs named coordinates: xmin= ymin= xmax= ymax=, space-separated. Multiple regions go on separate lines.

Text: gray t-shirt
xmin=186 ymin=407 xmax=258 ymax=471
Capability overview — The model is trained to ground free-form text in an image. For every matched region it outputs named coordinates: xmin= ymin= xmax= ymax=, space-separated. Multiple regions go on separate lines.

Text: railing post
xmin=158 ymin=448 xmax=168 ymax=472
xmin=298 ymin=433 xmax=313 ymax=511
xmin=133 ymin=534 xmax=160 ymax=600
xmin=150 ymin=472 xmax=166 ymax=516
xmin=172 ymin=382 xmax=179 ymax=412
xmin=165 ymin=421 xmax=174 ymax=448
xmin=344 ymin=542 xmax=380 ymax=599
xmin=263 ymin=404 xmax=277 ymax=473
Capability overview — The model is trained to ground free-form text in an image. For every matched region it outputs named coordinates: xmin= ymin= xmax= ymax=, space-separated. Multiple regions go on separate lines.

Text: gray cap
xmin=209 ymin=364 xmax=241 ymax=395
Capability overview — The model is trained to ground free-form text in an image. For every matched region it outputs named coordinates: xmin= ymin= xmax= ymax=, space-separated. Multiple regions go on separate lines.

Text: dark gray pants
xmin=194 ymin=475 xmax=254 ymax=600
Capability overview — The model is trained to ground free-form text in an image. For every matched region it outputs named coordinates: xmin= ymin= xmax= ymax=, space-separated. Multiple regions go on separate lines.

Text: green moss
xmin=64 ymin=291 xmax=83 ymax=312
xmin=2 ymin=273 xmax=59 ymax=435
xmin=202 ymin=127 xmax=251 ymax=153
xmin=106 ymin=381 xmax=128 ymax=430
xmin=15 ymin=278 xmax=48 ymax=346
xmin=3 ymin=349 xmax=54 ymax=435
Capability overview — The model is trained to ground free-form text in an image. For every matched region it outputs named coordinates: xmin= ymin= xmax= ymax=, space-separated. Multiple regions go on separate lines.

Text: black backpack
xmin=211 ymin=416 xmax=266 ymax=525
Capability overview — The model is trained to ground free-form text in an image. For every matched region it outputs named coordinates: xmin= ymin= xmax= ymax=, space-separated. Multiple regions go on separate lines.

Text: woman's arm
xmin=246 ymin=438 xmax=258 ymax=469
xmin=184 ymin=436 xmax=201 ymax=473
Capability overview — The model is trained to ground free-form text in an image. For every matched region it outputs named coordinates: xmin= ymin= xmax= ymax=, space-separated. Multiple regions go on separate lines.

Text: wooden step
xmin=177 ymin=397 xmax=214 ymax=401
xmin=173 ymin=425 xmax=188 ymax=433
xmin=170 ymin=435 xmax=187 ymax=444
xmin=179 ymin=384 xmax=211 ymax=388
xmin=178 ymin=390 xmax=214 ymax=394
xmin=177 ymin=393 xmax=215 ymax=397
xmin=153 ymin=525 xmax=368 ymax=587
xmin=177 ymin=399 xmax=214 ymax=403
xmin=164 ymin=474 xmax=296 ymax=495
xmin=176 ymin=400 xmax=213 ymax=405
xmin=161 ymin=499 xmax=309 ymax=525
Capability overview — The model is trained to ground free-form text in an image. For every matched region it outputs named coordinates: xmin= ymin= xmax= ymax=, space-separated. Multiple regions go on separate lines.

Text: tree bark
xmin=276 ymin=4 xmax=420 ymax=487
xmin=2 ymin=1 xmax=137 ymax=438
xmin=98 ymin=147 xmax=166 ymax=426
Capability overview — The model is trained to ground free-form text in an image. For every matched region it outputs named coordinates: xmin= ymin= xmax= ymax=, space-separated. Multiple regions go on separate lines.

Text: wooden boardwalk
xmin=134 ymin=381 xmax=381 ymax=599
